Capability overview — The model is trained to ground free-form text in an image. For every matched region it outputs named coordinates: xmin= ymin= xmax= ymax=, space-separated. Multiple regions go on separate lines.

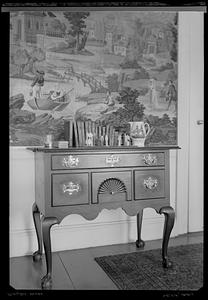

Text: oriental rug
xmin=95 ymin=243 xmax=203 ymax=290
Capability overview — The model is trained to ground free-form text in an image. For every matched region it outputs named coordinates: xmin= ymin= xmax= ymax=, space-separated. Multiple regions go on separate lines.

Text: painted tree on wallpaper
xmin=9 ymin=11 xmax=178 ymax=146
xmin=63 ymin=12 xmax=90 ymax=52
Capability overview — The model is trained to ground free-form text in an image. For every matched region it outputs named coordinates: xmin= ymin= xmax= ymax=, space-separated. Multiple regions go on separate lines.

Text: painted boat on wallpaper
xmin=27 ymin=89 xmax=73 ymax=111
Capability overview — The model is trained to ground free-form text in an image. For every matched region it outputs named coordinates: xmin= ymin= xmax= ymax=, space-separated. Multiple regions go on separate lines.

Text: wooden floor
xmin=10 ymin=231 xmax=203 ymax=290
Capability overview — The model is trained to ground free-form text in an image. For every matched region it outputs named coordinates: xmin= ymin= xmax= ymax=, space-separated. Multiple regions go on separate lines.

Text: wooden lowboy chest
xmin=28 ymin=146 xmax=179 ymax=289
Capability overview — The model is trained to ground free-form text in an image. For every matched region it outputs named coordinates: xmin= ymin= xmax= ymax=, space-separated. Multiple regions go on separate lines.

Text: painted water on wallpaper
xmin=9 ymin=11 xmax=178 ymax=146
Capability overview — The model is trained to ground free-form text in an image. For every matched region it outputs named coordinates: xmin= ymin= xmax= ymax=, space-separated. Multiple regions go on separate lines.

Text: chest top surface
xmin=27 ymin=145 xmax=180 ymax=153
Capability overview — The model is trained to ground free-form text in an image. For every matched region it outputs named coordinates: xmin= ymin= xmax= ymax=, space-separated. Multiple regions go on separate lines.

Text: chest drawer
xmin=51 ymin=173 xmax=89 ymax=206
xmin=92 ymin=171 xmax=132 ymax=204
xmin=134 ymin=169 xmax=165 ymax=200
xmin=51 ymin=152 xmax=164 ymax=170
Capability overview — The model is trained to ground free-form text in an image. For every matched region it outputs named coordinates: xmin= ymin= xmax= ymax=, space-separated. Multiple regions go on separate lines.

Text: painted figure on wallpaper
xmin=30 ymin=69 xmax=45 ymax=99
xmin=9 ymin=11 xmax=178 ymax=146
xmin=149 ymin=78 xmax=159 ymax=110
xmin=166 ymin=80 xmax=177 ymax=112
xmin=105 ymin=90 xmax=115 ymax=108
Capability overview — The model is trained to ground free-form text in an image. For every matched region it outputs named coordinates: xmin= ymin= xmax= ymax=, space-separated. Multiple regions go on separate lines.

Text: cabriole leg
xmin=32 ymin=203 xmax=42 ymax=262
xmin=159 ymin=206 xmax=175 ymax=268
xmin=41 ymin=216 xmax=58 ymax=290
xmin=136 ymin=209 xmax=145 ymax=248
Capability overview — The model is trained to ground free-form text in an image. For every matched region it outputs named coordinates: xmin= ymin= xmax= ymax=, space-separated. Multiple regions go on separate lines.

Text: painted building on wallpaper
xmin=86 ymin=19 xmax=105 ymax=46
xmin=142 ymin=22 xmax=174 ymax=58
xmin=104 ymin=28 xmax=128 ymax=56
xmin=10 ymin=12 xmax=45 ymax=45
xmin=10 ymin=11 xmax=62 ymax=47
xmin=145 ymin=34 xmax=157 ymax=56
xmin=103 ymin=13 xmax=117 ymax=54
xmin=102 ymin=17 xmax=172 ymax=59
xmin=104 ymin=31 xmax=113 ymax=53
xmin=113 ymin=36 xmax=128 ymax=56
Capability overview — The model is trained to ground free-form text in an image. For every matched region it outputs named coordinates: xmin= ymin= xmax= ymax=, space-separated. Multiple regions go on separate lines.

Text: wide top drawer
xmin=51 ymin=152 xmax=165 ymax=170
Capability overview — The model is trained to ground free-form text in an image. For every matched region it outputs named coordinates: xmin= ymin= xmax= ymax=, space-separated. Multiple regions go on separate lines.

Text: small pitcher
xmin=129 ymin=121 xmax=150 ymax=147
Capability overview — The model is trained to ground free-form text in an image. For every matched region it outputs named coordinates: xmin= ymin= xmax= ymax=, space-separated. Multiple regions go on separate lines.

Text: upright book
xmin=64 ymin=120 xmax=73 ymax=146
xmin=73 ymin=121 xmax=79 ymax=147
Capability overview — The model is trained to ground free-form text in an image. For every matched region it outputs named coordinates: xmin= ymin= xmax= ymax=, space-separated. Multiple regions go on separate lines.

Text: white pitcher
xmin=129 ymin=121 xmax=150 ymax=147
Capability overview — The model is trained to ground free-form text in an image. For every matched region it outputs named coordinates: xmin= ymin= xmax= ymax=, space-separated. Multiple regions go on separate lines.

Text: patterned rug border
xmin=95 ymin=243 xmax=203 ymax=291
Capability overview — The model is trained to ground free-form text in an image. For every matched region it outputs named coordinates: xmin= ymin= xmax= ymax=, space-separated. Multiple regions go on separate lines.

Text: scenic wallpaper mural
xmin=9 ymin=10 xmax=178 ymax=146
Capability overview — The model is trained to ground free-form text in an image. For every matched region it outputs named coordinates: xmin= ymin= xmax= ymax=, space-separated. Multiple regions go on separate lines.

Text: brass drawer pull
xmin=62 ymin=182 xmax=80 ymax=195
xmin=143 ymin=177 xmax=158 ymax=190
xmin=62 ymin=155 xmax=79 ymax=168
xmin=105 ymin=155 xmax=120 ymax=167
xmin=143 ymin=154 xmax=157 ymax=165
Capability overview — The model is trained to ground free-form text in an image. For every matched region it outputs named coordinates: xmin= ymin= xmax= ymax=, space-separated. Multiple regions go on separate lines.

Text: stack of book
xmin=64 ymin=120 xmax=128 ymax=147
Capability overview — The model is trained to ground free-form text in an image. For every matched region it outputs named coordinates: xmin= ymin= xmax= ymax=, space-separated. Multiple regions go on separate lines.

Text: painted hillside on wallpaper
xmin=9 ymin=10 xmax=178 ymax=146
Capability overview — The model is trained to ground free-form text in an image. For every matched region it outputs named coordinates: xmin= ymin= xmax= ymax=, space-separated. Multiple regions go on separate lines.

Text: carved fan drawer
xmin=91 ymin=171 xmax=132 ymax=204
xmin=51 ymin=152 xmax=164 ymax=170
xmin=51 ymin=173 xmax=89 ymax=207
xmin=134 ymin=169 xmax=165 ymax=200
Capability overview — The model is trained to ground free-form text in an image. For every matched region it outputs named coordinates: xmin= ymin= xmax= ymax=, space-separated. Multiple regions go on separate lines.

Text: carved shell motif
xmin=98 ymin=178 xmax=127 ymax=195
